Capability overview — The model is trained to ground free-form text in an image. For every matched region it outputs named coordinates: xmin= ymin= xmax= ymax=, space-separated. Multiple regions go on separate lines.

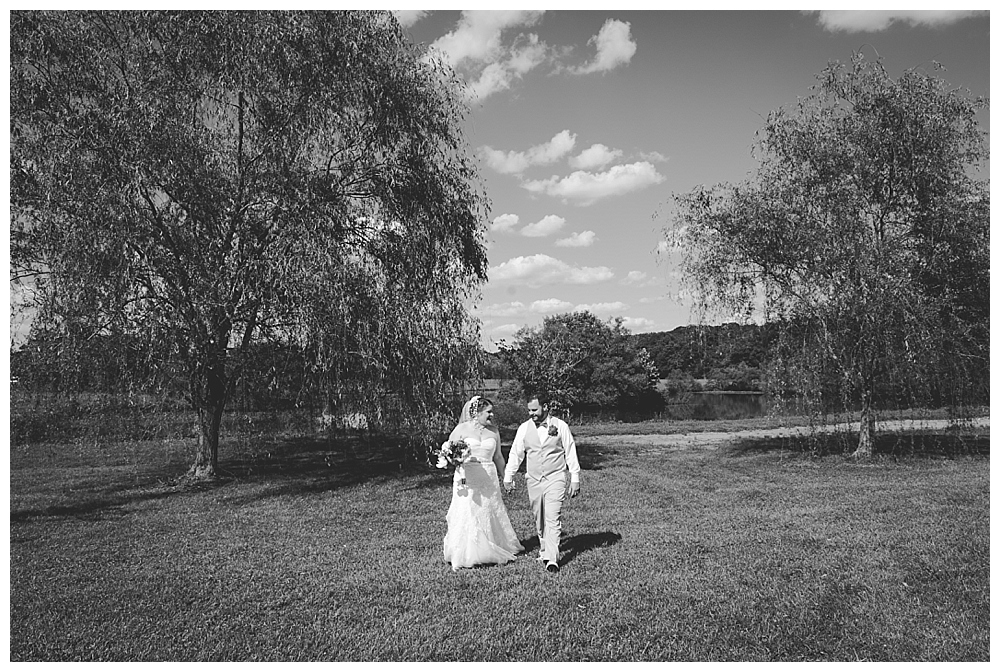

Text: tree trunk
xmin=853 ymin=386 xmax=875 ymax=459
xmin=188 ymin=357 xmax=228 ymax=480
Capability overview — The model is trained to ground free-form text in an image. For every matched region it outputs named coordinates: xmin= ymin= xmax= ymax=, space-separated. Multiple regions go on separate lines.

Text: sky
xmin=393 ymin=9 xmax=991 ymax=351
xmin=4 ymin=8 xmax=991 ymax=351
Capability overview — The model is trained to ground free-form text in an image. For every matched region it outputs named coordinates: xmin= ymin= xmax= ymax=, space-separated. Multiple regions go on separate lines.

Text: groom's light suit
xmin=505 ymin=417 xmax=581 ymax=564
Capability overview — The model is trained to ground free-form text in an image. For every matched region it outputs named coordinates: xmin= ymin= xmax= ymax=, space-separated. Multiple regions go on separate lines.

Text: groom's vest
xmin=523 ymin=420 xmax=567 ymax=480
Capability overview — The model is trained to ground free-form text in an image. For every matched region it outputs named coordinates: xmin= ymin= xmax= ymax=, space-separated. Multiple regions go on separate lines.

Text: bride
xmin=442 ymin=395 xmax=524 ymax=569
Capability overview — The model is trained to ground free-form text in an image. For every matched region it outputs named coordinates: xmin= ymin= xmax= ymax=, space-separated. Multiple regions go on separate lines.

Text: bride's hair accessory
xmin=460 ymin=395 xmax=494 ymax=424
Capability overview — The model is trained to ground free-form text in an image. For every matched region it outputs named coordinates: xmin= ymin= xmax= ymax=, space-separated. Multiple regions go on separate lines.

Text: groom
xmin=503 ymin=395 xmax=581 ymax=573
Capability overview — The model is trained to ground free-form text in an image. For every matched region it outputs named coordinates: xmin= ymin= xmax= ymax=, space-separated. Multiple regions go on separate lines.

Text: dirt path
xmin=582 ymin=416 xmax=990 ymax=451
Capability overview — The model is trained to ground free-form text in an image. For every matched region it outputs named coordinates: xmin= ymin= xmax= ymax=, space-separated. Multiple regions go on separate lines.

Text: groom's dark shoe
xmin=545 ymin=562 xmax=560 ymax=573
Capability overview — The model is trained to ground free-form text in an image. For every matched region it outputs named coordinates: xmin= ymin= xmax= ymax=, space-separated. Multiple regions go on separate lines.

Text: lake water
xmin=667 ymin=392 xmax=767 ymax=421
xmin=574 ymin=392 xmax=767 ymax=423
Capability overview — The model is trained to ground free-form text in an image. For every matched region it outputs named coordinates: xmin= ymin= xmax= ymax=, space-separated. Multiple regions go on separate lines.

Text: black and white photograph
xmin=8 ymin=7 xmax=990 ymax=662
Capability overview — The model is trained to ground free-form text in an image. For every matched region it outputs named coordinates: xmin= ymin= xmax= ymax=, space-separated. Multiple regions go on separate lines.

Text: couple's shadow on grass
xmin=516 ymin=531 xmax=622 ymax=567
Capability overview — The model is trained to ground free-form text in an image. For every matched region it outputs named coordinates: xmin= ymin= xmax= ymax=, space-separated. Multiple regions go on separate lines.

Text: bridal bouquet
xmin=436 ymin=439 xmax=471 ymax=485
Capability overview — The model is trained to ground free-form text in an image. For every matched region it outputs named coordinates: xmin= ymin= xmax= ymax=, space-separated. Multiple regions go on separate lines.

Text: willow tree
xmin=669 ymin=53 xmax=989 ymax=457
xmin=11 ymin=11 xmax=489 ymax=478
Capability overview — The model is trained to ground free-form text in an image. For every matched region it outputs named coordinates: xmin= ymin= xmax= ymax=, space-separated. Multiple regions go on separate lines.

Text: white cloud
xmin=530 ymin=298 xmax=574 ymax=313
xmin=640 ymin=150 xmax=668 ymax=163
xmin=476 ymin=301 xmax=526 ymax=317
xmin=482 ymin=130 xmax=577 ymax=175
xmin=555 ymin=230 xmax=597 ymax=247
xmin=811 ymin=10 xmax=985 ymax=32
xmin=568 ymin=143 xmax=623 ymax=170
xmin=427 ymin=11 xmax=549 ymax=101
xmin=489 ymin=254 xmax=614 ymax=287
xmin=639 ymin=295 xmax=665 ymax=304
xmin=622 ymin=316 xmax=655 ymax=331
xmin=482 ymin=145 xmax=530 ymax=175
xmin=470 ymin=62 xmax=515 ymax=101
xmin=429 ymin=10 xmax=544 ymax=67
xmin=621 ymin=270 xmax=658 ymax=287
xmin=492 ymin=323 xmax=521 ymax=336
xmin=575 ymin=301 xmax=628 ymax=313
xmin=573 ymin=19 xmax=637 ymax=74
xmin=468 ymin=35 xmax=550 ymax=100
xmin=491 ymin=213 xmax=520 ymax=233
xmin=529 ymin=130 xmax=577 ymax=164
xmin=393 ymin=10 xmax=429 ymax=28
xmin=523 ymin=161 xmax=665 ymax=205
xmin=506 ymin=34 xmax=549 ymax=76
xmin=520 ymin=214 xmax=566 ymax=238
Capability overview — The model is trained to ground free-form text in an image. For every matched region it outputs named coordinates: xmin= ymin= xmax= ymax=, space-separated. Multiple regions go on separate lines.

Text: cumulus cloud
xmin=523 ymin=161 xmax=665 ymax=205
xmin=639 ymin=150 xmax=668 ymax=163
xmin=476 ymin=301 xmax=526 ymax=317
xmin=489 ymin=254 xmax=614 ymax=286
xmin=469 ymin=62 xmax=514 ymax=102
xmin=482 ymin=130 xmax=577 ymax=175
xmin=468 ymin=35 xmax=549 ymax=99
xmin=555 ymin=231 xmax=597 ymax=247
xmin=575 ymin=301 xmax=628 ymax=313
xmin=492 ymin=323 xmax=522 ymax=336
xmin=527 ymin=130 xmax=577 ymax=165
xmin=426 ymin=12 xmax=647 ymax=102
xmin=622 ymin=316 xmax=655 ymax=331
xmin=811 ymin=10 xmax=985 ymax=32
xmin=429 ymin=10 xmax=543 ymax=67
xmin=393 ymin=10 xmax=429 ymax=28
xmin=427 ymin=11 xmax=549 ymax=101
xmin=569 ymin=143 xmax=623 ymax=170
xmin=530 ymin=298 xmax=574 ymax=313
xmin=506 ymin=34 xmax=549 ymax=75
xmin=573 ymin=19 xmax=637 ymax=74
xmin=621 ymin=270 xmax=658 ymax=287
xmin=482 ymin=146 xmax=529 ymax=175
xmin=491 ymin=213 xmax=520 ymax=233
xmin=520 ymin=214 xmax=567 ymax=238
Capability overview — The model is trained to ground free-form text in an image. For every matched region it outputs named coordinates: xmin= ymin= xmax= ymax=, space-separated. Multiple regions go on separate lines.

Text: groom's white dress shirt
xmin=505 ymin=416 xmax=581 ymax=484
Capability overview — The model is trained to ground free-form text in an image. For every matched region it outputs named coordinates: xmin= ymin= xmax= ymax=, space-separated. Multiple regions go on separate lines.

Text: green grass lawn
xmin=9 ymin=422 xmax=989 ymax=661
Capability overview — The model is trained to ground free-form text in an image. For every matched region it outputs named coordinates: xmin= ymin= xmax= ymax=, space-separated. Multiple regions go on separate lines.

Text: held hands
xmin=502 ymin=478 xmax=578 ymax=497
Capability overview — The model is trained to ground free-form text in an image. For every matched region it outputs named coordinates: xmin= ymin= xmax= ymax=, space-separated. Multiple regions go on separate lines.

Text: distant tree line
xmin=478 ymin=321 xmax=775 ymax=392
xmin=11 ymin=333 xmax=422 ymax=415
xmin=631 ymin=323 xmax=776 ymax=391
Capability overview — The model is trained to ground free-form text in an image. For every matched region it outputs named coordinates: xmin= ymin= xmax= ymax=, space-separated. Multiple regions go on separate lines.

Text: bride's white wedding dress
xmin=443 ymin=436 xmax=524 ymax=569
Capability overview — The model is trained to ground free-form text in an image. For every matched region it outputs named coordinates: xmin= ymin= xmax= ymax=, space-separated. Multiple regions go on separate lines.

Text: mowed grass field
xmin=9 ymin=417 xmax=990 ymax=661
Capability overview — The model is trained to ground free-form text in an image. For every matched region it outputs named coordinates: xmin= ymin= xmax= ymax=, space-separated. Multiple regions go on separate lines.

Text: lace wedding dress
xmin=443 ymin=436 xmax=524 ymax=569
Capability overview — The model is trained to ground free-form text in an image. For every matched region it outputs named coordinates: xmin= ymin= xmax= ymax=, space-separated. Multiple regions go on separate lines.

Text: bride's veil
xmin=460 ymin=395 xmax=481 ymax=423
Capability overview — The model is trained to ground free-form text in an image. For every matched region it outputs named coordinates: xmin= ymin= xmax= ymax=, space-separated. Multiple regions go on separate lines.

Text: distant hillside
xmin=630 ymin=323 xmax=777 ymax=390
